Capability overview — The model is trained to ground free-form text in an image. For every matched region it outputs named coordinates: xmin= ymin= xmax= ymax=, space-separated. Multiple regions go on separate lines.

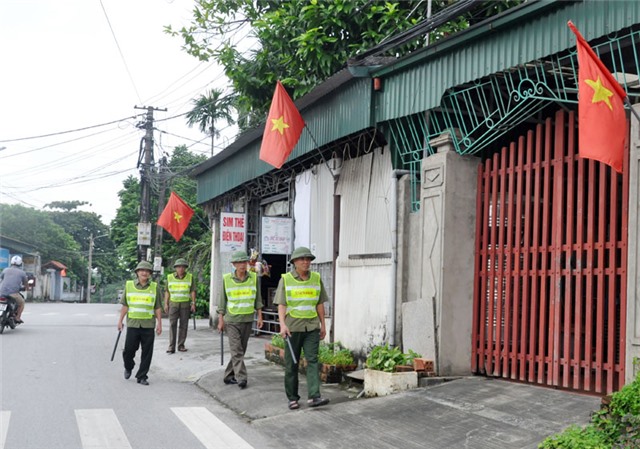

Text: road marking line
xmin=75 ymin=409 xmax=132 ymax=449
xmin=172 ymin=407 xmax=253 ymax=449
xmin=0 ymin=411 xmax=10 ymax=449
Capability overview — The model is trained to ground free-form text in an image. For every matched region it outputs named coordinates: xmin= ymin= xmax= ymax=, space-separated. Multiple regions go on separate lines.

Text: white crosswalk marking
xmin=172 ymin=407 xmax=253 ymax=449
xmin=75 ymin=409 xmax=132 ymax=449
xmin=1 ymin=411 xmax=10 ymax=449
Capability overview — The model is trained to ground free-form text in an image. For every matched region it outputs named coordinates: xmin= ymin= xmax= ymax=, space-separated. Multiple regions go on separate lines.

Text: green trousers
xmin=284 ymin=329 xmax=321 ymax=401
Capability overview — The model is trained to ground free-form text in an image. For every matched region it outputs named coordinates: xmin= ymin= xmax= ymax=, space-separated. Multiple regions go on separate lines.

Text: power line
xmin=0 ymin=114 xmax=142 ymax=143
xmin=99 ymin=0 xmax=143 ymax=104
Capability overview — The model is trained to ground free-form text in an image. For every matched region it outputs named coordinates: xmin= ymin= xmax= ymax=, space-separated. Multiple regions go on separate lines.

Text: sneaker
xmin=307 ymin=397 xmax=330 ymax=408
xmin=238 ymin=380 xmax=247 ymax=389
xmin=224 ymin=377 xmax=238 ymax=385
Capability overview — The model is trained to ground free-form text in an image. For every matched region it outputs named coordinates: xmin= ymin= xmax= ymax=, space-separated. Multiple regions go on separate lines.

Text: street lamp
xmin=87 ymin=233 xmax=109 ymax=304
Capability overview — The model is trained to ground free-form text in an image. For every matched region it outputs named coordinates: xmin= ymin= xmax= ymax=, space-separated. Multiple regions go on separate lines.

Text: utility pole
xmin=134 ymin=105 xmax=166 ymax=262
xmin=153 ymin=156 xmax=168 ymax=276
xmin=87 ymin=233 xmax=93 ymax=304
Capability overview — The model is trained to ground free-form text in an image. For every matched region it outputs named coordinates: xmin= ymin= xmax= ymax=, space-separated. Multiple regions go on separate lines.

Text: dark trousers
xmin=168 ymin=302 xmax=191 ymax=350
xmin=123 ymin=327 xmax=155 ymax=380
xmin=284 ymin=329 xmax=321 ymax=401
xmin=224 ymin=322 xmax=252 ymax=382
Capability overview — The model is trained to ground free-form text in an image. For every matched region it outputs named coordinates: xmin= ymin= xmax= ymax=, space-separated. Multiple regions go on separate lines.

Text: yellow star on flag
xmin=585 ymin=76 xmax=614 ymax=110
xmin=173 ymin=211 xmax=183 ymax=223
xmin=270 ymin=115 xmax=290 ymax=135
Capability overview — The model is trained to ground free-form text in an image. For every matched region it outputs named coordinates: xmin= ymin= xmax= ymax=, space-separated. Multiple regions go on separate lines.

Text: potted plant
xmin=265 ymin=334 xmax=285 ymax=363
xmin=364 ymin=344 xmax=420 ymax=397
xmin=318 ymin=342 xmax=356 ymax=383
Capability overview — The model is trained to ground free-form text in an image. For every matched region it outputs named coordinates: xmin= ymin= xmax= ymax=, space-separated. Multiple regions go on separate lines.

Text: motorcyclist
xmin=0 ymin=256 xmax=28 ymax=324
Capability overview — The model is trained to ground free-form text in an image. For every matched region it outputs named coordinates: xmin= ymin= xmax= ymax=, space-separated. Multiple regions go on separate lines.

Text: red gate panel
xmin=471 ymin=109 xmax=628 ymax=395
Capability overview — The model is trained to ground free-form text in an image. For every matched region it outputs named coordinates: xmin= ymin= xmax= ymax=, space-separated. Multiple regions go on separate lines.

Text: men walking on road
xmin=118 ymin=261 xmax=162 ymax=386
xmin=165 ymin=258 xmax=196 ymax=353
xmin=275 ymin=247 xmax=330 ymax=410
xmin=217 ymin=250 xmax=264 ymax=389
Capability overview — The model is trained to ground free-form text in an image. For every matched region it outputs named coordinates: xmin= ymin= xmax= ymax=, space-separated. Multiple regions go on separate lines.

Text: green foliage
xmin=318 ymin=341 xmax=354 ymax=366
xmin=0 ymin=203 xmax=82 ymax=279
xmin=539 ymin=375 xmax=640 ymax=449
xmin=271 ymin=334 xmax=285 ymax=349
xmin=194 ymin=298 xmax=210 ymax=318
xmin=186 ymin=89 xmax=235 ymax=155
xmin=167 ymin=0 xmax=523 ymax=130
xmin=110 ymin=175 xmax=142 ymax=271
xmin=539 ymin=425 xmax=609 ymax=449
xmin=365 ymin=344 xmax=421 ymax=372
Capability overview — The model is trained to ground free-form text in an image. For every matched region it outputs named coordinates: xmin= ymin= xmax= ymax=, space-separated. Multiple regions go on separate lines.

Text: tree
xmin=185 ymin=89 xmax=235 ymax=156
xmin=45 ymin=202 xmax=123 ymax=286
xmin=0 ymin=203 xmax=83 ymax=280
xmin=167 ymin=0 xmax=522 ymax=129
xmin=110 ymin=175 xmax=142 ymax=271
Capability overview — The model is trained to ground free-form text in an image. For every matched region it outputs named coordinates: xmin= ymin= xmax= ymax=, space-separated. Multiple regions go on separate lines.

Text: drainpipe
xmin=390 ymin=169 xmax=411 ymax=347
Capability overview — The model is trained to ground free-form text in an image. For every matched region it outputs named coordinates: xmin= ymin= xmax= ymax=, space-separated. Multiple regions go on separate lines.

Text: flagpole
xmin=303 ymin=124 xmax=337 ymax=180
xmin=624 ymin=98 xmax=640 ymax=123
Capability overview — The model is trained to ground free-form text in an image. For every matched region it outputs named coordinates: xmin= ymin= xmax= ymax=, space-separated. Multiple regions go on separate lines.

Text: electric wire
xmin=0 ymin=114 xmax=142 ymax=143
xmin=98 ymin=0 xmax=143 ymax=103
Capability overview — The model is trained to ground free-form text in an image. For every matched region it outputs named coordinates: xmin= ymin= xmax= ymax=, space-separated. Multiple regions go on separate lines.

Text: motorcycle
xmin=0 ymin=295 xmax=19 ymax=334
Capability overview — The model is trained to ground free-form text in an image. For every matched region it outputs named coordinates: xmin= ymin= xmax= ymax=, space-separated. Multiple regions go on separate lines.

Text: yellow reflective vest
xmin=125 ymin=280 xmax=157 ymax=319
xmin=223 ymin=272 xmax=257 ymax=315
xmin=167 ymin=273 xmax=192 ymax=303
xmin=282 ymin=271 xmax=321 ymax=319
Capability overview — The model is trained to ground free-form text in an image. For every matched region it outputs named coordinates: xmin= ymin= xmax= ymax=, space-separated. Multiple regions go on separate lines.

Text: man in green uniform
xmin=164 ymin=258 xmax=196 ymax=353
xmin=117 ymin=261 xmax=162 ymax=386
xmin=217 ymin=250 xmax=264 ymax=389
xmin=275 ymin=247 xmax=330 ymax=410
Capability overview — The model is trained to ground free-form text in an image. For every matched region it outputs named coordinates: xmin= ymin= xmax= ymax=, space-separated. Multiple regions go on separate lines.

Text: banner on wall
xmin=220 ymin=212 xmax=247 ymax=253
xmin=261 ymin=217 xmax=293 ymax=255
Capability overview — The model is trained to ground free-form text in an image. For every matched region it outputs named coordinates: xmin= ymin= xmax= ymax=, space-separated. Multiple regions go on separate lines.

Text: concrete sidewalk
xmin=152 ymin=319 xmax=600 ymax=449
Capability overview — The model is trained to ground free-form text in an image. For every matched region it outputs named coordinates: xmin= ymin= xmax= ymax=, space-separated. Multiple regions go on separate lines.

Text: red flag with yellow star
xmin=157 ymin=192 xmax=194 ymax=241
xmin=568 ymin=21 xmax=627 ymax=173
xmin=259 ymin=81 xmax=305 ymax=168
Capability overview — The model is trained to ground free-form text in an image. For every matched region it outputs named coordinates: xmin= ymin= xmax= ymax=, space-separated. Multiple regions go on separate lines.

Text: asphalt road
xmin=0 ymin=302 xmax=274 ymax=449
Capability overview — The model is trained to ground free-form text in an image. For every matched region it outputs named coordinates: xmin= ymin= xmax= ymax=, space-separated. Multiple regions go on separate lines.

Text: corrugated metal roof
xmin=196 ymin=0 xmax=640 ymax=205
xmin=374 ymin=0 xmax=640 ymax=122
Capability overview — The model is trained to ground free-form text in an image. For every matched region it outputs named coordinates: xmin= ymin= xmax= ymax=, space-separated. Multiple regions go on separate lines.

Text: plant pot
xmin=319 ymin=363 xmax=358 ymax=383
xmin=363 ymin=368 xmax=418 ymax=397
xmin=394 ymin=365 xmax=414 ymax=372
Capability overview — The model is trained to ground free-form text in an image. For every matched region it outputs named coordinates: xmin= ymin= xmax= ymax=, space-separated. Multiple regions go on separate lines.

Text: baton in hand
xmin=110 ymin=330 xmax=121 ymax=361
xmin=193 ymin=313 xmax=196 ymax=330
xmin=220 ymin=329 xmax=224 ymax=366
xmin=285 ymin=335 xmax=297 ymax=365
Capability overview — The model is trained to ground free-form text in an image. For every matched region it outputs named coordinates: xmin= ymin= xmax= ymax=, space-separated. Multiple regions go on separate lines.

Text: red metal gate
xmin=471 ymin=109 xmax=628 ymax=395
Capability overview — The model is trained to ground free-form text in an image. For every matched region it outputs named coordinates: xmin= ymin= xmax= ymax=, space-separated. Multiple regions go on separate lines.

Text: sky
xmin=0 ymin=0 xmax=245 ymax=225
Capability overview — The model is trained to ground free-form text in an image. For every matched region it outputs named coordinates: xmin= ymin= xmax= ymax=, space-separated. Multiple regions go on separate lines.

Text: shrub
xmin=539 ymin=374 xmax=640 ymax=448
xmin=271 ymin=334 xmax=285 ymax=349
xmin=318 ymin=342 xmax=354 ymax=366
xmin=365 ymin=344 xmax=422 ymax=372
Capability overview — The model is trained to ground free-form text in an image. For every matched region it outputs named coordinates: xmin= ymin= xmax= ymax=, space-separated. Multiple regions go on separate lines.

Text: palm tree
xmin=186 ymin=89 xmax=235 ymax=156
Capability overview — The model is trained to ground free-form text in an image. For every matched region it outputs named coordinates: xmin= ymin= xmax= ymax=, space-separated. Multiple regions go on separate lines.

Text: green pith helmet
xmin=173 ymin=258 xmax=188 ymax=268
xmin=230 ymin=250 xmax=249 ymax=263
xmin=289 ymin=246 xmax=316 ymax=264
xmin=134 ymin=261 xmax=153 ymax=272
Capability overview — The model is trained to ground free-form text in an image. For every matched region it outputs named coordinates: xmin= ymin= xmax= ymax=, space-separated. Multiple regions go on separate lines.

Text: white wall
xmin=334 ymin=260 xmax=393 ymax=355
